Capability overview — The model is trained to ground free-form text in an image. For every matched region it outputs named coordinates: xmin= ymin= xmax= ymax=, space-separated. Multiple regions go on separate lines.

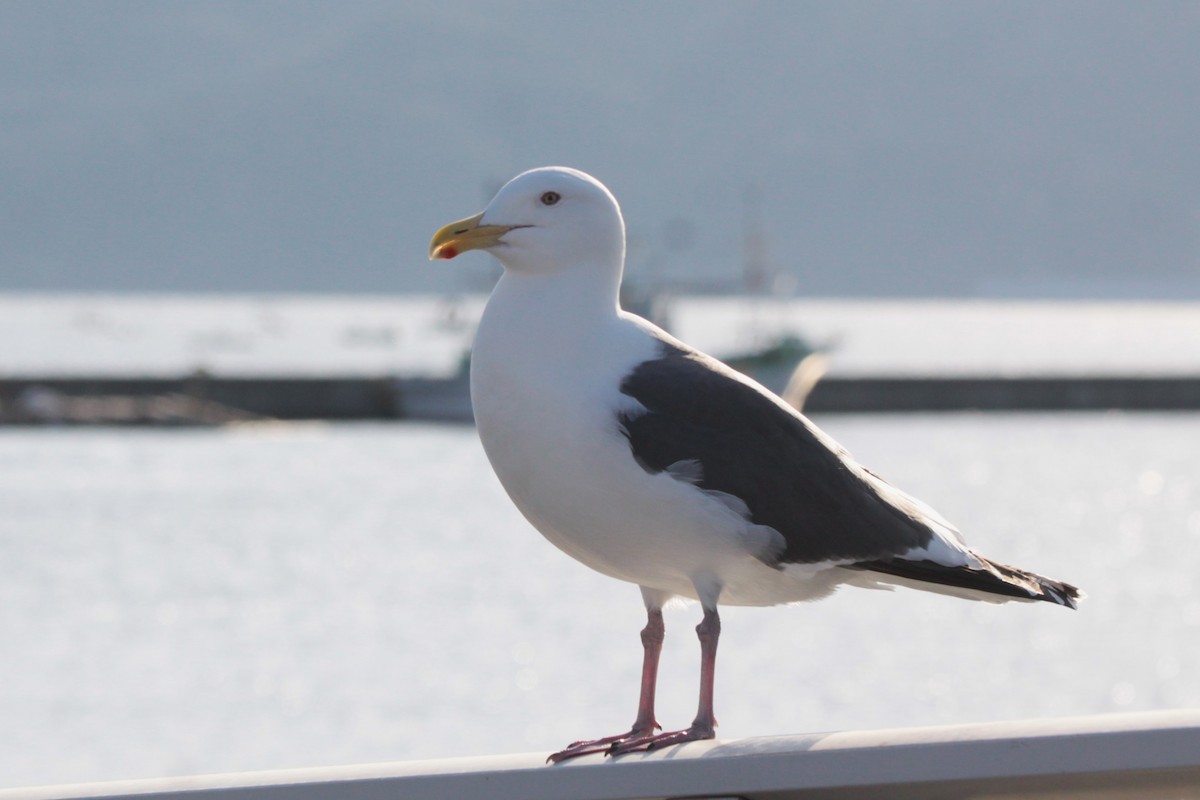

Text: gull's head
xmin=429 ymin=167 xmax=625 ymax=277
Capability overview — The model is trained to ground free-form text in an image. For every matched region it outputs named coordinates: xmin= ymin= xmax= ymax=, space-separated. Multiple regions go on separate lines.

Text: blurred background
xmin=2 ymin=0 xmax=1199 ymax=790
xmin=4 ymin=0 xmax=1199 ymax=297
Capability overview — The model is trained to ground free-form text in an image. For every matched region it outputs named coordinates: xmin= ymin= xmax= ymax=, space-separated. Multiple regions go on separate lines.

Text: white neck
xmin=491 ymin=257 xmax=621 ymax=330
xmin=470 ymin=259 xmax=627 ymax=400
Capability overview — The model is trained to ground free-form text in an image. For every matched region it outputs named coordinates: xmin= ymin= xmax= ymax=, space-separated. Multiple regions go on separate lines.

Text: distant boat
xmin=1 ymin=384 xmax=264 ymax=426
xmin=720 ymin=333 xmax=828 ymax=412
xmin=392 ymin=372 xmax=473 ymax=423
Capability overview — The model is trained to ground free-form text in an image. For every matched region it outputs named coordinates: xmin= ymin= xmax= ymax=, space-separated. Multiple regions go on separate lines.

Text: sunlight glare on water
xmin=0 ymin=413 xmax=1198 ymax=787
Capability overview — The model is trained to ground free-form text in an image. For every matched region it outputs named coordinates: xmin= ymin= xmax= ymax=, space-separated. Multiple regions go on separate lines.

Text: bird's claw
xmin=606 ymin=724 xmax=715 ymax=757
xmin=548 ymin=723 xmax=713 ymax=763
xmin=546 ymin=723 xmax=661 ymax=763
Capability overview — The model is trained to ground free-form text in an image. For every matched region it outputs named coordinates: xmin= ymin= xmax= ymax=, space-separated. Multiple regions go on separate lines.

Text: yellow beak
xmin=428 ymin=212 xmax=522 ymax=260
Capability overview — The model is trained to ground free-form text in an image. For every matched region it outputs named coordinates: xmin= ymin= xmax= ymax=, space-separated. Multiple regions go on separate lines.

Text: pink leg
xmin=547 ymin=607 xmax=666 ymax=763
xmin=608 ymin=605 xmax=720 ymax=756
xmin=632 ymin=606 xmax=666 ymax=731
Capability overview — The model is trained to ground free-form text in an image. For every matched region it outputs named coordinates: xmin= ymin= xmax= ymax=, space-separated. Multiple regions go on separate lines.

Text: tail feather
xmin=848 ymin=556 xmax=1082 ymax=609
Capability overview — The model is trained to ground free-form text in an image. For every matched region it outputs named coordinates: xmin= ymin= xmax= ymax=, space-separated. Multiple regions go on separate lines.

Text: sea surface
xmin=2 ymin=413 xmax=1199 ymax=788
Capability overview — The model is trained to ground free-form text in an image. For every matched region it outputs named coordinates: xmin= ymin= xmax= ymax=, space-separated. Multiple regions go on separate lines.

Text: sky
xmin=2 ymin=0 xmax=1199 ymax=298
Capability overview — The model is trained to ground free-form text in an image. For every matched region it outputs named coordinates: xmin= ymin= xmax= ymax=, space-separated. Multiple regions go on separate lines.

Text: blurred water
xmin=1 ymin=414 xmax=1198 ymax=788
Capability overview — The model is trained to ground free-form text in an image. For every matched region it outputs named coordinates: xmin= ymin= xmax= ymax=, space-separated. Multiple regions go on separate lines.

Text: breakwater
xmin=3 ymin=373 xmax=1199 ymax=425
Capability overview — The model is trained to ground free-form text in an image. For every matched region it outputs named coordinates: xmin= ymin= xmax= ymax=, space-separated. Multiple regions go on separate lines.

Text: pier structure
xmin=3 ymin=711 xmax=1198 ymax=800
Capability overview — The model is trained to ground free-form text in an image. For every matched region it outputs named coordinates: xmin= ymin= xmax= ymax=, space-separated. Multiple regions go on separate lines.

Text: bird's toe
xmin=606 ymin=723 xmax=715 ymax=757
xmin=547 ymin=723 xmax=661 ymax=763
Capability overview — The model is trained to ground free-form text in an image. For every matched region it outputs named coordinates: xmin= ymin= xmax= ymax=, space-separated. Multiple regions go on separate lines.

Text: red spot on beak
xmin=440 ymin=246 xmax=458 ymax=259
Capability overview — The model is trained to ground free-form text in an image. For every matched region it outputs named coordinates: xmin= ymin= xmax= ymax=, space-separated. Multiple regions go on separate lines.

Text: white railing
xmin=3 ymin=710 xmax=1198 ymax=800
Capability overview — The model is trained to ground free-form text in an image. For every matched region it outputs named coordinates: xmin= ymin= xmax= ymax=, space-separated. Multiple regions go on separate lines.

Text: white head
xmin=429 ymin=167 xmax=626 ymax=278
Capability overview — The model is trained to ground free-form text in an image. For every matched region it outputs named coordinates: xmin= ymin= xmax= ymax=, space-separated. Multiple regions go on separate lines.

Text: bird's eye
xmin=540 ymin=191 xmax=561 ymax=206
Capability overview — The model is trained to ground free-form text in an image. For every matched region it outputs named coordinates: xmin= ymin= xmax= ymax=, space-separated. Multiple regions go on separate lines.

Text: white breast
xmin=468 ymin=276 xmax=845 ymax=606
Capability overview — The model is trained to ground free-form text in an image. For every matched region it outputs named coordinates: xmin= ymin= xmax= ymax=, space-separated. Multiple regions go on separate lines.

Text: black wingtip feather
xmin=849 ymin=557 xmax=1083 ymax=609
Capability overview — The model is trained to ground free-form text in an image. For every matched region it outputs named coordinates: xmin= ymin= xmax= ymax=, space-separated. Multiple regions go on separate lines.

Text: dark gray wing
xmin=617 ymin=340 xmax=935 ymax=565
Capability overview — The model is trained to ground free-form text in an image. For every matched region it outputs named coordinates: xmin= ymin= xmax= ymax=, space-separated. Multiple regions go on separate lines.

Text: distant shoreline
xmin=4 ymin=373 xmax=1199 ymax=426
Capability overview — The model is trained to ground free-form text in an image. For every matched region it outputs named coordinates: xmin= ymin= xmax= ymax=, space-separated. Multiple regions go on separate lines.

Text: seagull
xmin=428 ymin=166 xmax=1081 ymax=763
